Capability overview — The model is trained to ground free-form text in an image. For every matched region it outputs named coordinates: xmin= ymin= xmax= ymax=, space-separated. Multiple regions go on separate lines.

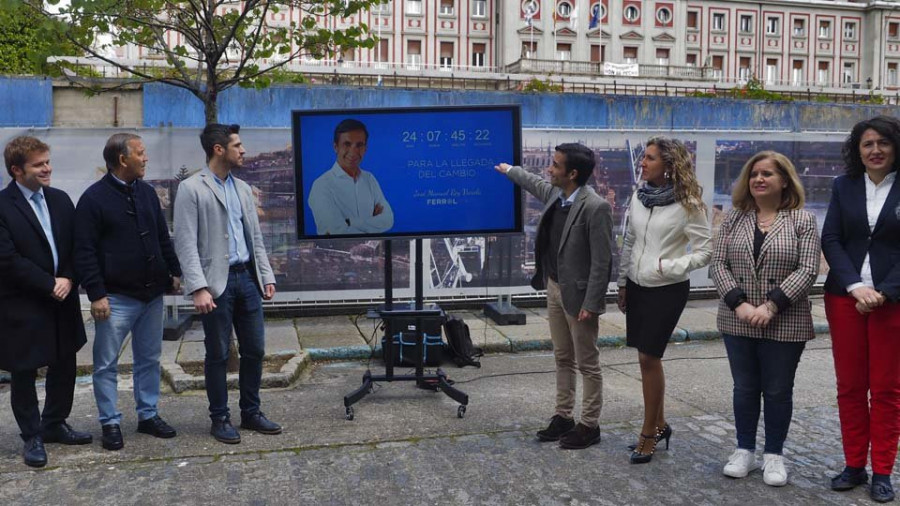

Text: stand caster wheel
xmin=457 ymin=405 xmax=466 ymax=418
xmin=345 ymin=407 xmax=354 ymax=421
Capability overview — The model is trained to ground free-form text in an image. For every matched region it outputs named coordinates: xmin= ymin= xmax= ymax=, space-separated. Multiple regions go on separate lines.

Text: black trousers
xmin=10 ymin=353 xmax=77 ymax=440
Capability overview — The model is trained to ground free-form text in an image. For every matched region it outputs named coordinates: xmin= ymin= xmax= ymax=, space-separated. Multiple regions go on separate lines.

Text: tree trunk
xmin=204 ymin=97 xmax=218 ymax=125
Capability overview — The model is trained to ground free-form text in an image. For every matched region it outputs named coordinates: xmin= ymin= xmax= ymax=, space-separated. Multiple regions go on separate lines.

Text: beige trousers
xmin=546 ymin=278 xmax=604 ymax=427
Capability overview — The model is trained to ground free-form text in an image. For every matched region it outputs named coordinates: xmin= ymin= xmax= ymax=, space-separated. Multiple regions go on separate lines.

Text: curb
xmin=105 ymin=322 xmax=834 ymax=393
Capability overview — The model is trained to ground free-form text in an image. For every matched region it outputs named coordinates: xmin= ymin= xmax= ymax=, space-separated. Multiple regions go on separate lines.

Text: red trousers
xmin=825 ymin=293 xmax=900 ymax=475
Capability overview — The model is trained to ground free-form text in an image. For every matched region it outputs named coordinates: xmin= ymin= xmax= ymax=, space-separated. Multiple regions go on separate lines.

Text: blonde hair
xmin=646 ymin=136 xmax=705 ymax=214
xmin=731 ymin=150 xmax=806 ymax=211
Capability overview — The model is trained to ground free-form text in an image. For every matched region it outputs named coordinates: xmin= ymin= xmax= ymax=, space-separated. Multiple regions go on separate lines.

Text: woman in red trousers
xmin=822 ymin=115 xmax=900 ymax=503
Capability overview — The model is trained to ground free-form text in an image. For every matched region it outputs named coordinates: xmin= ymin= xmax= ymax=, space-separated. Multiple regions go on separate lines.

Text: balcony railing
xmin=505 ymin=58 xmax=715 ymax=80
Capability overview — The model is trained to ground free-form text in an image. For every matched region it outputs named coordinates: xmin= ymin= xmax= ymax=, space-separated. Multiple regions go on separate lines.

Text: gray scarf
xmin=636 ymin=183 xmax=676 ymax=208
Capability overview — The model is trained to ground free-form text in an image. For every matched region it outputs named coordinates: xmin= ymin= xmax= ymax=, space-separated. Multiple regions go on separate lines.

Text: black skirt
xmin=625 ymin=278 xmax=690 ymax=358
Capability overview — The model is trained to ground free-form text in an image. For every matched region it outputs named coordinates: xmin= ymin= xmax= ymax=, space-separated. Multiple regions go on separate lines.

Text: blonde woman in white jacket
xmin=618 ymin=137 xmax=712 ymax=464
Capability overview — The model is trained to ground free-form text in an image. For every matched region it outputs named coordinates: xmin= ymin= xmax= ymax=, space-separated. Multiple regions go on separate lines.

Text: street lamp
xmin=867 ymin=76 xmax=873 ymax=89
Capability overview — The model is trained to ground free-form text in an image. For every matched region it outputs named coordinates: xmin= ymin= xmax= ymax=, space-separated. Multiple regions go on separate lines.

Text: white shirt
xmin=308 ymin=162 xmax=394 ymax=235
xmin=846 ymin=171 xmax=896 ymax=291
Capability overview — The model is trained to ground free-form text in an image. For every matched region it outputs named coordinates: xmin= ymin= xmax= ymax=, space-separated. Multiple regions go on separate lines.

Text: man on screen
xmin=495 ymin=144 xmax=613 ymax=450
xmin=308 ymin=119 xmax=394 ymax=235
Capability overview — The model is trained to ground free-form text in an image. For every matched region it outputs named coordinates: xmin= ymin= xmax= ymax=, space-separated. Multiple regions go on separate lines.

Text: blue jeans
xmin=723 ymin=334 xmax=806 ymax=454
xmin=93 ymin=294 xmax=164 ymax=426
xmin=200 ymin=270 xmax=265 ymax=420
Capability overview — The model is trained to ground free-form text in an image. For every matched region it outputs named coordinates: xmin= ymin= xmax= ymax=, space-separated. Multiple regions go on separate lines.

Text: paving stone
xmin=264 ymin=319 xmax=299 ymax=358
xmin=177 ymin=341 xmax=207 ymax=365
xmin=297 ymin=315 xmax=369 ymax=348
xmin=181 ymin=325 xmax=206 ymax=342
xmin=678 ymin=308 xmax=720 ymax=340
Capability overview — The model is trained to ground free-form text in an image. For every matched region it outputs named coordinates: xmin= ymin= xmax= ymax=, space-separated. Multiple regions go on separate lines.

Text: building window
xmin=440 ymin=0 xmax=454 ymax=15
xmin=407 ymin=40 xmax=422 ymax=69
xmin=374 ymin=40 xmax=389 ymax=67
xmin=472 ymin=0 xmax=486 ymax=17
xmin=712 ymin=13 xmax=725 ymax=32
xmin=686 ymin=53 xmax=697 ymax=67
xmin=817 ymin=61 xmax=830 ymax=85
xmin=522 ymin=0 xmax=538 ymax=17
xmin=890 ymin=22 xmax=900 ymax=39
xmin=590 ymin=3 xmax=606 ymax=25
xmin=372 ymin=2 xmax=391 ymax=14
xmin=888 ymin=62 xmax=898 ymax=86
xmin=843 ymin=62 xmax=855 ymax=84
xmin=793 ymin=19 xmax=805 ymax=37
xmin=656 ymin=48 xmax=670 ymax=65
xmin=340 ymin=47 xmax=355 ymax=65
xmin=472 ymin=42 xmax=486 ymax=67
xmin=407 ymin=0 xmax=422 ymax=15
xmin=522 ymin=41 xmax=535 ymax=59
xmin=557 ymin=43 xmax=572 ymax=61
xmin=739 ymin=15 xmax=753 ymax=34
xmin=739 ymin=56 xmax=751 ymax=82
xmin=623 ymin=46 xmax=638 ymax=64
xmin=844 ymin=21 xmax=857 ymax=40
xmin=819 ymin=20 xmax=831 ymax=39
xmin=440 ymin=41 xmax=454 ymax=70
xmin=712 ymin=55 xmax=724 ymax=79
xmin=590 ymin=44 xmax=603 ymax=63
xmin=558 ymin=1 xmax=572 ymax=19
xmin=766 ymin=17 xmax=779 ymax=35
xmin=656 ymin=7 xmax=672 ymax=25
xmin=765 ymin=59 xmax=779 ymax=85
xmin=687 ymin=11 xmax=698 ymax=29
xmin=792 ymin=60 xmax=804 ymax=86
xmin=624 ymin=5 xmax=640 ymax=23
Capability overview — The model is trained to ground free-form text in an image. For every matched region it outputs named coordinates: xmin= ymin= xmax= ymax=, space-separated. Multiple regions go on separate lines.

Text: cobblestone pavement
xmin=0 ymin=328 xmax=895 ymax=505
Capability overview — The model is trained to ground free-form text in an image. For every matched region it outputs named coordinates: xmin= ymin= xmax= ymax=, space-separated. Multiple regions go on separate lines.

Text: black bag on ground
xmin=381 ymin=331 xmax=444 ymax=367
xmin=443 ymin=315 xmax=483 ymax=368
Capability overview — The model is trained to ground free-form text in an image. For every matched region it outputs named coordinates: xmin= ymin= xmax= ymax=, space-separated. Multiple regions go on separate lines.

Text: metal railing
xmin=505 ymin=58 xmax=713 ymax=80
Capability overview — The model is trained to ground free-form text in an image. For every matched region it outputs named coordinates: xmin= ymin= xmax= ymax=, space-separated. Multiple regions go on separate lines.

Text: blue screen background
xmin=297 ymin=109 xmax=517 ymax=238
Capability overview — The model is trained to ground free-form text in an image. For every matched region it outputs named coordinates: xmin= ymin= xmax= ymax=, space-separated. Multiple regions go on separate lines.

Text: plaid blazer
xmin=710 ymin=208 xmax=821 ymax=342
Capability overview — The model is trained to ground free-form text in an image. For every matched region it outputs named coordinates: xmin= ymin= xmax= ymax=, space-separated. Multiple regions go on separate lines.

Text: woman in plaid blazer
xmin=822 ymin=116 xmax=900 ymax=503
xmin=710 ymin=151 xmax=820 ymax=487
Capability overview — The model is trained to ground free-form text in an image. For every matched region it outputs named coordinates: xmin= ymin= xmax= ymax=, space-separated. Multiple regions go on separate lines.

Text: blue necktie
xmin=31 ymin=192 xmax=59 ymax=274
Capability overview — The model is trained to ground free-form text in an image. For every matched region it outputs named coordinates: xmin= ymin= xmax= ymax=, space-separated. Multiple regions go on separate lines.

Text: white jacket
xmin=617 ymin=191 xmax=712 ymax=288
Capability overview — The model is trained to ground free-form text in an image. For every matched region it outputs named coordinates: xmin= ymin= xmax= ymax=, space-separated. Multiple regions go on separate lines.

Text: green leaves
xmin=26 ymin=0 xmax=383 ymax=122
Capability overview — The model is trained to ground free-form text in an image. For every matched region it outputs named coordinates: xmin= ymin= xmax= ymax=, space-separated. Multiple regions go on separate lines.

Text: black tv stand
xmin=342 ymin=239 xmax=469 ymax=420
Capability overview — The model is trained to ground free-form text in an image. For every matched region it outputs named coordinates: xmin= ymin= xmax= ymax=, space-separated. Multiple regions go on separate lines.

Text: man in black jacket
xmin=0 ymin=136 xmax=92 ymax=467
xmin=75 ymin=133 xmax=182 ymax=451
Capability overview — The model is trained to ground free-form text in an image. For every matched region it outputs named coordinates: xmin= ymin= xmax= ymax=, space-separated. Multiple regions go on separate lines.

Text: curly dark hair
xmin=841 ymin=115 xmax=900 ymax=178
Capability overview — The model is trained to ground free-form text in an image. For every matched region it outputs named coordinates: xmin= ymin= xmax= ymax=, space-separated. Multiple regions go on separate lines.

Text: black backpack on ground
xmin=443 ymin=315 xmax=484 ymax=368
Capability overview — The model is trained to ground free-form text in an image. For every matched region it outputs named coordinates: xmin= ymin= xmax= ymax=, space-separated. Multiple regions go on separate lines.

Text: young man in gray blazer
xmin=496 ymin=144 xmax=614 ymax=449
xmin=173 ymin=124 xmax=281 ymax=443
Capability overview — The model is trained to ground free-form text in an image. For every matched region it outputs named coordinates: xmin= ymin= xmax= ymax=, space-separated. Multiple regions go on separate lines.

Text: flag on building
xmin=589 ymin=3 xmax=601 ymax=29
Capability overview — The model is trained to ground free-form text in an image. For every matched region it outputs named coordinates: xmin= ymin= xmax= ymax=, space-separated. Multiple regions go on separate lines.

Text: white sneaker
xmin=762 ymin=453 xmax=788 ymax=486
xmin=723 ymin=448 xmax=759 ymax=478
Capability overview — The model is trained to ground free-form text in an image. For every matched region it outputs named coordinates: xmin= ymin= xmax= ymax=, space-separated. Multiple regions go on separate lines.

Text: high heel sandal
xmin=630 ymin=433 xmax=658 ymax=464
xmin=627 ymin=423 xmax=673 ymax=451
xmin=656 ymin=423 xmax=672 ymax=450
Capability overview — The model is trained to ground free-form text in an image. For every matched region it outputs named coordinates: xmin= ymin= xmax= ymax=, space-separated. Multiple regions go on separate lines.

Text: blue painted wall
xmin=0 ymin=77 xmax=53 ymax=127
xmin=0 ymin=77 xmax=896 ymax=132
xmin=142 ymin=82 xmax=900 ymax=131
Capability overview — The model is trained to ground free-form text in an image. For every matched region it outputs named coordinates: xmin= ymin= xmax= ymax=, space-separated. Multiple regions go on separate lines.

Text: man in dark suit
xmin=495 ymin=143 xmax=614 ymax=450
xmin=0 ymin=136 xmax=91 ymax=467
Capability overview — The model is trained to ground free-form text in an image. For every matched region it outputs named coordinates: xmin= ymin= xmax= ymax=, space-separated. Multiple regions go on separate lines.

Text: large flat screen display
xmin=292 ymin=105 xmax=523 ymax=240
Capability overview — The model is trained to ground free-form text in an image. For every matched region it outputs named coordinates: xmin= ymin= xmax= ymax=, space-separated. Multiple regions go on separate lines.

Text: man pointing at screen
xmin=496 ymin=144 xmax=614 ymax=450
xmin=308 ymin=119 xmax=394 ymax=235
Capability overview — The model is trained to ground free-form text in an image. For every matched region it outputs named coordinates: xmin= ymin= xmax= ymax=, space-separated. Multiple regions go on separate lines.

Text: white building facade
xmin=94 ymin=0 xmax=900 ymax=91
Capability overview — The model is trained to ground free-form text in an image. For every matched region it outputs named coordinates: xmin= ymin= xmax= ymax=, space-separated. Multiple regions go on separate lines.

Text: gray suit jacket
xmin=506 ymin=166 xmax=613 ymax=316
xmin=173 ymin=170 xmax=276 ymax=299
